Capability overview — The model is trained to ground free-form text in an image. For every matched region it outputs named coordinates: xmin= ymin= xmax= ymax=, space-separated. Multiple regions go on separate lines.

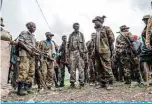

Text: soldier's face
xmin=29 ymin=25 xmax=36 ymax=33
xmin=94 ymin=20 xmax=103 ymax=27
xmin=143 ymin=19 xmax=148 ymax=24
xmin=73 ymin=25 xmax=79 ymax=32
xmin=46 ymin=35 xmax=52 ymax=40
xmin=62 ymin=37 xmax=67 ymax=42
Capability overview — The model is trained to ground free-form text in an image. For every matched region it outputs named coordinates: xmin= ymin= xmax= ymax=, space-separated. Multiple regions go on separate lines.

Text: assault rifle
xmin=18 ymin=41 xmax=54 ymax=61
xmin=116 ymin=32 xmax=137 ymax=56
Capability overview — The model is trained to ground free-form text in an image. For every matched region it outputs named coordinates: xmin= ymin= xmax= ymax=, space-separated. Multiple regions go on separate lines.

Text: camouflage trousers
xmin=95 ymin=53 xmax=114 ymax=84
xmin=70 ymin=50 xmax=84 ymax=84
xmin=17 ymin=56 xmax=35 ymax=84
xmin=58 ymin=62 xmax=70 ymax=84
xmin=41 ymin=60 xmax=54 ymax=88
xmin=88 ymin=58 xmax=96 ymax=83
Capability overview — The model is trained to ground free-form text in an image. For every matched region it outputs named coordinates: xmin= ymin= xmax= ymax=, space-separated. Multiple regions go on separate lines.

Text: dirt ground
xmin=2 ymin=81 xmax=152 ymax=102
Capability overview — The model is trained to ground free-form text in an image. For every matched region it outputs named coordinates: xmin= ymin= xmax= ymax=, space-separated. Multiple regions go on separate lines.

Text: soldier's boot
xmin=59 ymin=81 xmax=65 ymax=87
xmin=125 ymin=77 xmax=131 ymax=84
xmin=24 ymin=83 xmax=34 ymax=94
xmin=69 ymin=82 xmax=76 ymax=89
xmin=106 ymin=84 xmax=114 ymax=90
xmin=55 ymin=82 xmax=59 ymax=88
xmin=17 ymin=82 xmax=27 ymax=96
xmin=106 ymin=80 xmax=114 ymax=90
xmin=79 ymin=83 xmax=85 ymax=89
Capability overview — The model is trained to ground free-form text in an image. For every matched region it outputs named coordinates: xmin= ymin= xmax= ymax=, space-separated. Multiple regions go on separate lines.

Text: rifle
xmin=116 ymin=32 xmax=137 ymax=57
xmin=18 ymin=41 xmax=54 ymax=61
xmin=117 ymin=32 xmax=144 ymax=83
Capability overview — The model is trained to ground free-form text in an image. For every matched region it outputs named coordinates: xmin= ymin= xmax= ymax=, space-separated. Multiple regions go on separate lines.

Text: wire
xmin=35 ymin=0 xmax=51 ymax=32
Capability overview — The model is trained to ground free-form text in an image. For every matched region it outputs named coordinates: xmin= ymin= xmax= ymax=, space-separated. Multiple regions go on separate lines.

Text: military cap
xmin=142 ymin=15 xmax=150 ymax=20
xmin=45 ymin=32 xmax=54 ymax=36
xmin=120 ymin=25 xmax=129 ymax=30
xmin=0 ymin=17 xmax=5 ymax=27
xmin=92 ymin=15 xmax=106 ymax=23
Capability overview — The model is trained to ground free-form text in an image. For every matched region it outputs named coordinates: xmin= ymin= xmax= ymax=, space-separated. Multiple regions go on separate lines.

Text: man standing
xmin=58 ymin=35 xmax=70 ymax=87
xmin=17 ymin=22 xmax=36 ymax=95
xmin=86 ymin=33 xmax=96 ymax=85
xmin=116 ymin=25 xmax=135 ymax=84
xmin=67 ymin=23 xmax=87 ymax=88
xmin=92 ymin=16 xmax=115 ymax=89
xmin=38 ymin=32 xmax=57 ymax=90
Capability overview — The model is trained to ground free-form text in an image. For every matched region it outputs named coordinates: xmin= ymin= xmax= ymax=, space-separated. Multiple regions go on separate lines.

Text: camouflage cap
xmin=45 ymin=32 xmax=54 ymax=36
xmin=142 ymin=15 xmax=150 ymax=20
xmin=120 ymin=25 xmax=129 ymax=30
xmin=0 ymin=17 xmax=5 ymax=27
xmin=92 ymin=15 xmax=106 ymax=23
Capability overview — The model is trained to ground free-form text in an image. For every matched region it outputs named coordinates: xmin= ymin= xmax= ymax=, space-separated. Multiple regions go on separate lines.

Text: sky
xmin=1 ymin=0 xmax=152 ymax=45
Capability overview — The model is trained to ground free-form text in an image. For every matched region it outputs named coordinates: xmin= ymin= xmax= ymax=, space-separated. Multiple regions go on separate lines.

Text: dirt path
xmin=2 ymin=82 xmax=152 ymax=102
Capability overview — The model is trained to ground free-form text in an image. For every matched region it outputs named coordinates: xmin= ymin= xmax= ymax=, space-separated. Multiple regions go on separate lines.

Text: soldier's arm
xmin=81 ymin=33 xmax=87 ymax=53
xmin=105 ymin=26 xmax=115 ymax=45
xmin=146 ymin=18 xmax=152 ymax=45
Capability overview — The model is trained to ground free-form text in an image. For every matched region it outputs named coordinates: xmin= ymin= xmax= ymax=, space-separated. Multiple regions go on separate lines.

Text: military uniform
xmin=68 ymin=31 xmax=87 ymax=85
xmin=17 ymin=31 xmax=36 ymax=84
xmin=92 ymin=16 xmax=115 ymax=87
xmin=86 ymin=40 xmax=96 ymax=83
xmin=58 ymin=40 xmax=70 ymax=86
xmin=115 ymin=25 xmax=135 ymax=84
xmin=38 ymin=40 xmax=55 ymax=89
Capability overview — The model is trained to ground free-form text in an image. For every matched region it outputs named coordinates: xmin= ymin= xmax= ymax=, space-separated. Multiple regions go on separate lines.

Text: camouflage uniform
xmin=92 ymin=16 xmax=115 ymax=86
xmin=86 ymin=40 xmax=96 ymax=83
xmin=39 ymin=40 xmax=55 ymax=88
xmin=17 ymin=31 xmax=36 ymax=84
xmin=58 ymin=40 xmax=70 ymax=86
xmin=115 ymin=25 xmax=134 ymax=84
xmin=68 ymin=31 xmax=87 ymax=85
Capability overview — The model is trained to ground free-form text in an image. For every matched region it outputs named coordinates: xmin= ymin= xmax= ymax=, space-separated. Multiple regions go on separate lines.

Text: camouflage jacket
xmin=86 ymin=40 xmax=95 ymax=56
xmin=59 ymin=41 xmax=68 ymax=62
xmin=67 ymin=31 xmax=87 ymax=54
xmin=146 ymin=16 xmax=152 ymax=45
xmin=39 ymin=40 xmax=57 ymax=61
xmin=95 ymin=26 xmax=115 ymax=54
xmin=18 ymin=31 xmax=36 ymax=56
xmin=115 ymin=32 xmax=133 ymax=54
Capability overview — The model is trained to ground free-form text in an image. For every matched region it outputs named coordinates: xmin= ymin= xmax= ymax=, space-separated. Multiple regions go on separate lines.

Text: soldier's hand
xmin=146 ymin=43 xmax=152 ymax=50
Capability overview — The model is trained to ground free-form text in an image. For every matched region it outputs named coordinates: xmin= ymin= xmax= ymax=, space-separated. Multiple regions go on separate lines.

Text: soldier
xmin=92 ymin=16 xmax=115 ymax=89
xmin=116 ymin=25 xmax=137 ymax=84
xmin=86 ymin=33 xmax=96 ymax=85
xmin=58 ymin=35 xmax=70 ymax=87
xmin=17 ymin=22 xmax=36 ymax=95
xmin=67 ymin=23 xmax=87 ymax=88
xmin=38 ymin=32 xmax=57 ymax=90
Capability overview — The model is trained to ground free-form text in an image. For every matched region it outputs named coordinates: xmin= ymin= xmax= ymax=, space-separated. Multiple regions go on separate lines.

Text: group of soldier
xmin=0 ymin=2 xmax=152 ymax=96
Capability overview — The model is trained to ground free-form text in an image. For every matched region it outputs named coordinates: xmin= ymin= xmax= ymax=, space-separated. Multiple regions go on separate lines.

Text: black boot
xmin=69 ymin=82 xmax=75 ymax=88
xmin=125 ymin=77 xmax=131 ymax=84
xmin=17 ymin=82 xmax=27 ymax=96
xmin=59 ymin=81 xmax=65 ymax=87
xmin=24 ymin=83 xmax=34 ymax=94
